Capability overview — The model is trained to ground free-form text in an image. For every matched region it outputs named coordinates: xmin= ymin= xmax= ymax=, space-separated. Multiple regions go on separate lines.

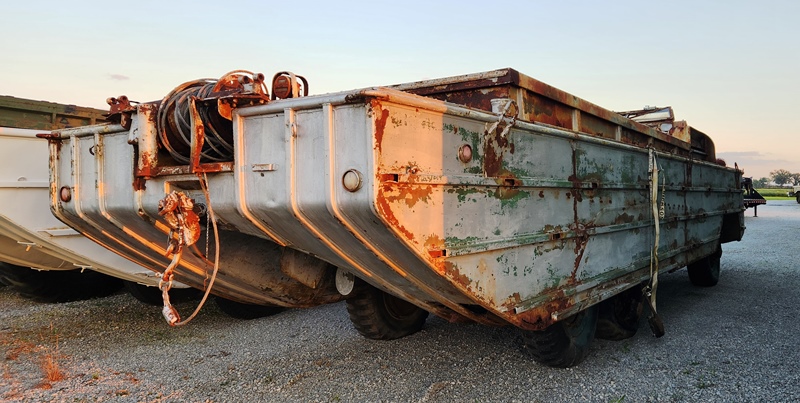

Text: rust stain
xmin=614 ymin=212 xmax=634 ymax=225
xmin=375 ymin=183 xmax=415 ymax=241
xmin=380 ymin=182 xmax=433 ymax=209
xmin=517 ymin=290 xmax=573 ymax=330
xmin=426 ymin=233 xmax=446 ymax=258
xmin=499 ymin=292 xmax=523 ymax=312
xmin=372 ymin=100 xmax=390 ymax=154
xmin=132 ymin=177 xmax=147 ymax=191
xmin=424 ymin=234 xmax=445 ymax=251
xmin=442 ymin=261 xmax=472 ymax=289
xmin=136 ymin=149 xmax=156 ymax=178
xmin=482 ymin=121 xmax=512 ymax=178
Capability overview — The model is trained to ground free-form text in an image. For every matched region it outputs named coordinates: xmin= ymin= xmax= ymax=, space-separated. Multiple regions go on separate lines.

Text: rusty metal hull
xmin=48 ymin=69 xmax=744 ymax=328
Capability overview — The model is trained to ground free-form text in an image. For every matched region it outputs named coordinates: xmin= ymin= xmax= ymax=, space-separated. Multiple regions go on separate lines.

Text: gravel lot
xmin=2 ymin=201 xmax=799 ymax=402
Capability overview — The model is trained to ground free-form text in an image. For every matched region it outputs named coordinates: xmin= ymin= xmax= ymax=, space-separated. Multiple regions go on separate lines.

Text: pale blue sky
xmin=2 ymin=0 xmax=797 ymax=178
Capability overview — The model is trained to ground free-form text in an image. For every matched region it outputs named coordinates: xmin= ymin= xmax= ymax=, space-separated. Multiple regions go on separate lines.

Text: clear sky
xmin=2 ymin=0 xmax=797 ymax=179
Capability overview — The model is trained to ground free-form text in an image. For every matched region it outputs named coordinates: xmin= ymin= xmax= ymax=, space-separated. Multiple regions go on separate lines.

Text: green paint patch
xmin=465 ymin=166 xmax=482 ymax=174
xmin=488 ymin=188 xmax=530 ymax=209
xmin=445 ymin=235 xmax=481 ymax=248
xmin=446 ymin=186 xmax=484 ymax=203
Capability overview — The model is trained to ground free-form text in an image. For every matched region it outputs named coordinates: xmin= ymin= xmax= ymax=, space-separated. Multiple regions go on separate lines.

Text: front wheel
xmin=687 ymin=246 xmax=722 ymax=287
xmin=345 ymin=279 xmax=429 ymax=340
xmin=522 ymin=304 xmax=599 ymax=368
xmin=595 ymin=285 xmax=644 ymax=341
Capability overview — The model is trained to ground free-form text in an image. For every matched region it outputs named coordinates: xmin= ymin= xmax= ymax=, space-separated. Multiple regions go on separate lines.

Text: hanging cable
xmin=156 ymin=71 xmax=267 ymax=164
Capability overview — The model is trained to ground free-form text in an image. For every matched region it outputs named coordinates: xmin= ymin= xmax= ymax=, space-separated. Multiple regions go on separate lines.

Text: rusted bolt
xmin=59 ymin=186 xmax=72 ymax=202
xmin=458 ymin=144 xmax=472 ymax=163
xmin=342 ymin=169 xmax=363 ymax=192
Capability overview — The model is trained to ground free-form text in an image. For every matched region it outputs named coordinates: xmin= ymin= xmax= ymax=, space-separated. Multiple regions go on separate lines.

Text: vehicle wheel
xmin=796 ymin=193 xmax=800 ymax=204
xmin=687 ymin=246 xmax=722 ymax=287
xmin=0 ymin=262 xmax=122 ymax=303
xmin=522 ymin=304 xmax=599 ymax=368
xmin=595 ymin=286 xmax=644 ymax=341
xmin=345 ymin=279 xmax=429 ymax=340
xmin=124 ymin=281 xmax=201 ymax=306
xmin=214 ymin=297 xmax=284 ymax=320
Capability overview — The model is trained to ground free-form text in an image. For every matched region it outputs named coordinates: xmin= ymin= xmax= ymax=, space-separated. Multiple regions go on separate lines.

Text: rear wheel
xmin=214 ymin=297 xmax=284 ymax=320
xmin=0 ymin=262 xmax=122 ymax=303
xmin=687 ymin=246 xmax=722 ymax=287
xmin=522 ymin=304 xmax=599 ymax=368
xmin=796 ymin=193 xmax=800 ymax=204
xmin=595 ymin=286 xmax=644 ymax=341
xmin=346 ymin=279 xmax=429 ymax=340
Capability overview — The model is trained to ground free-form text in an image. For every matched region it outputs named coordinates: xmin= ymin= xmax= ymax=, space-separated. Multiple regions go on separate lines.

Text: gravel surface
xmin=2 ymin=201 xmax=799 ymax=402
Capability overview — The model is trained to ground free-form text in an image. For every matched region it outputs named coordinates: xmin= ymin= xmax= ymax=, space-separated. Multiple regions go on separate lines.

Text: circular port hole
xmin=59 ymin=186 xmax=72 ymax=202
xmin=458 ymin=144 xmax=473 ymax=163
xmin=342 ymin=169 xmax=363 ymax=192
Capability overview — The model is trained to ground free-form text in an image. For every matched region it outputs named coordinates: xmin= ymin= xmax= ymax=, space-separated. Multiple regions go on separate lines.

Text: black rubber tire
xmin=687 ymin=247 xmax=722 ymax=287
xmin=123 ymin=281 xmax=201 ymax=306
xmin=345 ymin=279 xmax=429 ymax=340
xmin=796 ymin=193 xmax=800 ymax=204
xmin=595 ymin=286 xmax=644 ymax=341
xmin=214 ymin=297 xmax=285 ymax=320
xmin=0 ymin=262 xmax=122 ymax=303
xmin=522 ymin=304 xmax=599 ymax=368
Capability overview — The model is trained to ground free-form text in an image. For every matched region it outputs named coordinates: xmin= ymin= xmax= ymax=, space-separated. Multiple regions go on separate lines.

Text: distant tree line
xmin=752 ymin=169 xmax=800 ymax=188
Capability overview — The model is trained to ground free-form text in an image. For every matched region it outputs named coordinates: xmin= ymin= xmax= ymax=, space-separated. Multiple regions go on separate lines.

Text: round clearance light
xmin=59 ymin=186 xmax=72 ymax=202
xmin=342 ymin=169 xmax=363 ymax=192
xmin=458 ymin=144 xmax=472 ymax=163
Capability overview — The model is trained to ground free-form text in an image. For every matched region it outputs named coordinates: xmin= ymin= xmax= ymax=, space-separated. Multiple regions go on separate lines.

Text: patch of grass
xmin=755 ymin=188 xmax=794 ymax=199
xmin=695 ymin=375 xmax=714 ymax=389
xmin=262 ymin=373 xmax=274 ymax=384
xmin=609 ymin=396 xmax=626 ymax=403
xmin=42 ymin=350 xmax=64 ymax=383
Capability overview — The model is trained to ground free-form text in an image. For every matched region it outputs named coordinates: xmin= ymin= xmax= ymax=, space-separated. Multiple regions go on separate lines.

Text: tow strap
xmin=645 ymin=148 xmax=666 ymax=337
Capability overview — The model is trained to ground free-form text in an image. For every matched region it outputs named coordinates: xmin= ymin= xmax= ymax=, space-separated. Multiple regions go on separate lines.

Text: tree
xmin=754 ymin=177 xmax=769 ymax=188
xmin=792 ymin=173 xmax=800 ymax=186
xmin=770 ymin=169 xmax=793 ymax=186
